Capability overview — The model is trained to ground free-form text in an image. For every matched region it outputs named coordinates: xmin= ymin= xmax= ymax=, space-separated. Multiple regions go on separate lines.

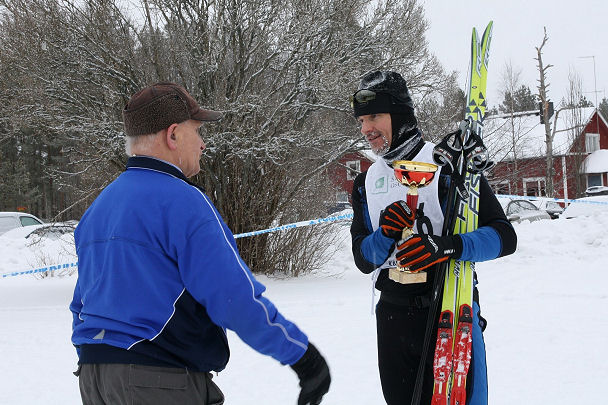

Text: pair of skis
xmin=430 ymin=22 xmax=493 ymax=405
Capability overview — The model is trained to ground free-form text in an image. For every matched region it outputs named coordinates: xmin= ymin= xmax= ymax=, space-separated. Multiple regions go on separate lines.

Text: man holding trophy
xmin=349 ymin=71 xmax=517 ymax=405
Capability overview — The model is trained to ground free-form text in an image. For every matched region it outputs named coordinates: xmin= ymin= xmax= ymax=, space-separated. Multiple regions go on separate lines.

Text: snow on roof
xmin=358 ymin=149 xmax=378 ymax=162
xmin=582 ymin=149 xmax=608 ymax=173
xmin=482 ymin=107 xmax=597 ymax=161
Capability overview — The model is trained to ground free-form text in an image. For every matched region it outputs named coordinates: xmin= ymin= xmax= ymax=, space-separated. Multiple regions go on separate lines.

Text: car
xmin=0 ymin=212 xmax=44 ymax=235
xmin=585 ymin=185 xmax=608 ymax=197
xmin=327 ymin=201 xmax=352 ymax=215
xmin=561 ymin=195 xmax=608 ymax=218
xmin=531 ymin=198 xmax=564 ymax=219
xmin=0 ymin=221 xmax=77 ymax=240
xmin=502 ymin=199 xmax=552 ymax=224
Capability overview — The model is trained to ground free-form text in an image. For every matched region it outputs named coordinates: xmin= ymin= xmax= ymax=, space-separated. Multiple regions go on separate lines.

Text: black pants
xmin=77 ymin=363 xmax=224 ymax=405
xmin=376 ymin=299 xmax=437 ymax=405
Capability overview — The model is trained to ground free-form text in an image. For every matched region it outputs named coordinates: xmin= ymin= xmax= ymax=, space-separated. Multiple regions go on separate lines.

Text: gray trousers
xmin=77 ymin=364 xmax=224 ymax=405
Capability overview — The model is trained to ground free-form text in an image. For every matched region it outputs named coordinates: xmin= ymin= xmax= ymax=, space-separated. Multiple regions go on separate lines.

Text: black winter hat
xmin=351 ymin=71 xmax=415 ymax=117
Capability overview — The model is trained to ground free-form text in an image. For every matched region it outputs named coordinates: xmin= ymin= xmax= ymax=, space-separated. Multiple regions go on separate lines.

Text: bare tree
xmin=498 ymin=61 xmax=529 ymax=193
xmin=562 ymin=70 xmax=590 ymax=197
xmin=535 ymin=27 xmax=557 ymax=197
xmin=416 ymin=73 xmax=466 ymax=141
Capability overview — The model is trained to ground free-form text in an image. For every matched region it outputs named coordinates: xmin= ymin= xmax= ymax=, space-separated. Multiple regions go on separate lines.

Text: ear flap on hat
xmin=390 ymin=112 xmax=418 ymax=139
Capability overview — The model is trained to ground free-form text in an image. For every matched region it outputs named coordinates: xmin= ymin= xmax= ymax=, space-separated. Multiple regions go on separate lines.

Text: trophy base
xmin=388 ymin=268 xmax=427 ymax=284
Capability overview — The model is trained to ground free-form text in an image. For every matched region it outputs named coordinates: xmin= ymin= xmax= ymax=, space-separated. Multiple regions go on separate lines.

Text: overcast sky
xmin=423 ymin=0 xmax=607 ymax=109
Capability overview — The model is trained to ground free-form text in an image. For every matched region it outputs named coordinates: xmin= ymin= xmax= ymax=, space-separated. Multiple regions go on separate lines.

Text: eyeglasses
xmin=349 ymin=89 xmax=377 ymax=108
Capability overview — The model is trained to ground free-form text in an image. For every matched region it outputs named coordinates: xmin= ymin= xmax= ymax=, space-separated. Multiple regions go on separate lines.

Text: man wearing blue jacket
xmin=349 ymin=71 xmax=517 ymax=405
xmin=70 ymin=82 xmax=330 ymax=405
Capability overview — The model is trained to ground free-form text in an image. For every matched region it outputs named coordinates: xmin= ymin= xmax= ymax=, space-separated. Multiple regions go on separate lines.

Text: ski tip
xmin=471 ymin=27 xmax=479 ymax=42
xmin=483 ymin=21 xmax=494 ymax=37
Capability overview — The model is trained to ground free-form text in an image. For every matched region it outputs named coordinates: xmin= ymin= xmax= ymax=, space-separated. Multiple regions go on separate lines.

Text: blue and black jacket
xmin=70 ymin=156 xmax=308 ymax=372
xmin=350 ymin=143 xmax=517 ymax=405
xmin=350 ymin=160 xmax=517 ymax=297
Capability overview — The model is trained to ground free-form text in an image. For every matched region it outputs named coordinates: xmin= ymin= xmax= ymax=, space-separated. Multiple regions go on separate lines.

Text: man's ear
xmin=166 ymin=123 xmax=179 ymax=150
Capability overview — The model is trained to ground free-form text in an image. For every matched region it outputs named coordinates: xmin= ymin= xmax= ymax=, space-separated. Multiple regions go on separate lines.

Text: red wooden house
xmin=484 ymin=107 xmax=608 ymax=200
xmin=328 ymin=150 xmax=375 ymax=203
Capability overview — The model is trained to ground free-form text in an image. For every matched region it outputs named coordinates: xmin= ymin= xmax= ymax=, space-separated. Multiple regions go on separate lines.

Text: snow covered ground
xmin=1 ymin=211 xmax=607 ymax=404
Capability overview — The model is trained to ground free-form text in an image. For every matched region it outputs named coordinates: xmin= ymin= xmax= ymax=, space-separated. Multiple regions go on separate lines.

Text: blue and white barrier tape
xmin=0 ymin=213 xmax=354 ymax=279
xmin=3 ymin=194 xmax=606 ymax=279
xmin=1 ymin=261 xmax=78 ymax=279
xmin=233 ymin=212 xmax=354 ymax=239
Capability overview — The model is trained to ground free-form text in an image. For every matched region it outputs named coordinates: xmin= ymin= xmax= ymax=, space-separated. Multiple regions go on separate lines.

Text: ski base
xmin=431 ymin=310 xmax=454 ymax=405
xmin=450 ymin=304 xmax=473 ymax=405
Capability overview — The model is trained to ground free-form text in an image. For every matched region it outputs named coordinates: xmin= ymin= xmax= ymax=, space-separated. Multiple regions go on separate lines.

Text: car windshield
xmin=19 ymin=216 xmax=42 ymax=226
xmin=507 ymin=200 xmax=538 ymax=215
xmin=0 ymin=217 xmax=18 ymax=234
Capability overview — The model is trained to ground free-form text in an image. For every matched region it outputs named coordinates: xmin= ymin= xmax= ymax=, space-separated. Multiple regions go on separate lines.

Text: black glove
xmin=290 ymin=343 xmax=331 ymax=405
xmin=378 ymin=200 xmax=415 ymax=241
xmin=396 ymin=234 xmax=463 ymax=272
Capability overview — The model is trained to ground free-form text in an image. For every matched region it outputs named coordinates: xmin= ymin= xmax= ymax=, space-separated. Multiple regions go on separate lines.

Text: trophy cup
xmin=389 ymin=160 xmax=438 ymax=284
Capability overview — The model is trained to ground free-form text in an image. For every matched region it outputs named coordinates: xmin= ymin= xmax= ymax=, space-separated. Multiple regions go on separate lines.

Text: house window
xmin=523 ymin=177 xmax=546 ymax=197
xmin=345 ymin=160 xmax=361 ymax=181
xmin=585 ymin=133 xmax=600 ymax=153
xmin=336 ymin=191 xmax=349 ymax=203
xmin=587 ymin=174 xmax=602 ymax=188
xmin=493 ymin=181 xmax=510 ymax=196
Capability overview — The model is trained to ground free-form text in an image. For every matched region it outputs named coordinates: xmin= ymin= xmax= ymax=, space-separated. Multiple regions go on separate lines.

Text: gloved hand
xmin=378 ymin=200 xmax=415 ymax=241
xmin=290 ymin=343 xmax=331 ymax=405
xmin=396 ymin=234 xmax=463 ymax=272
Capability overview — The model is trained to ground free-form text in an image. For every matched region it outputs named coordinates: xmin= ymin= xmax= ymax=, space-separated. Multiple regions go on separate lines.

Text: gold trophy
xmin=388 ymin=160 xmax=438 ymax=284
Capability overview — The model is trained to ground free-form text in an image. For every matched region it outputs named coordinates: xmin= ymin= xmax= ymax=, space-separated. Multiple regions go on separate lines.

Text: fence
xmin=3 ymin=195 xmax=608 ymax=279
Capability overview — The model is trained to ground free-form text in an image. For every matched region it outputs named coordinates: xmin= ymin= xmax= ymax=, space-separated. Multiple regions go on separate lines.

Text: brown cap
xmin=122 ymin=82 xmax=222 ymax=137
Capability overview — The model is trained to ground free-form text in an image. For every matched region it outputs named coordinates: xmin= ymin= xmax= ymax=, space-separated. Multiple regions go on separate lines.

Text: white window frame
xmin=523 ymin=177 xmax=546 ymax=196
xmin=345 ymin=160 xmax=361 ymax=181
xmin=585 ymin=133 xmax=600 ymax=153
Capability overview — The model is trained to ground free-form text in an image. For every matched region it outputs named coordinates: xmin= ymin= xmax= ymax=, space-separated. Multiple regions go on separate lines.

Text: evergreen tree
xmin=577 ymin=95 xmax=594 ymax=108
xmin=599 ymin=97 xmax=608 ymax=119
xmin=563 ymin=94 xmax=595 ymax=108
xmin=499 ymin=84 xmax=537 ymax=113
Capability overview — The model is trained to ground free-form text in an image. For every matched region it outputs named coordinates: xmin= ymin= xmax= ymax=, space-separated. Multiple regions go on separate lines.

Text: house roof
xmin=482 ymin=107 xmax=600 ymax=161
xmin=582 ymin=149 xmax=608 ymax=173
xmin=358 ymin=149 xmax=378 ymax=163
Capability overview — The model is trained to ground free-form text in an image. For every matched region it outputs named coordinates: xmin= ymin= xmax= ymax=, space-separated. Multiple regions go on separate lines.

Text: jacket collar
xmin=126 ymin=156 xmax=205 ymax=191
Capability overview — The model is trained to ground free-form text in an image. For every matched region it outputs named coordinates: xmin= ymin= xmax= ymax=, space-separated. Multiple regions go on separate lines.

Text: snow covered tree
xmin=131 ymin=0 xmax=453 ymax=275
xmin=0 ymin=0 xmax=139 ymax=219
xmin=0 ymin=0 xmax=452 ymax=275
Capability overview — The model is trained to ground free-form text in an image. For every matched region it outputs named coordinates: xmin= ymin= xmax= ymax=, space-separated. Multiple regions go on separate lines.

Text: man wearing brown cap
xmin=70 ymin=82 xmax=331 ymax=405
